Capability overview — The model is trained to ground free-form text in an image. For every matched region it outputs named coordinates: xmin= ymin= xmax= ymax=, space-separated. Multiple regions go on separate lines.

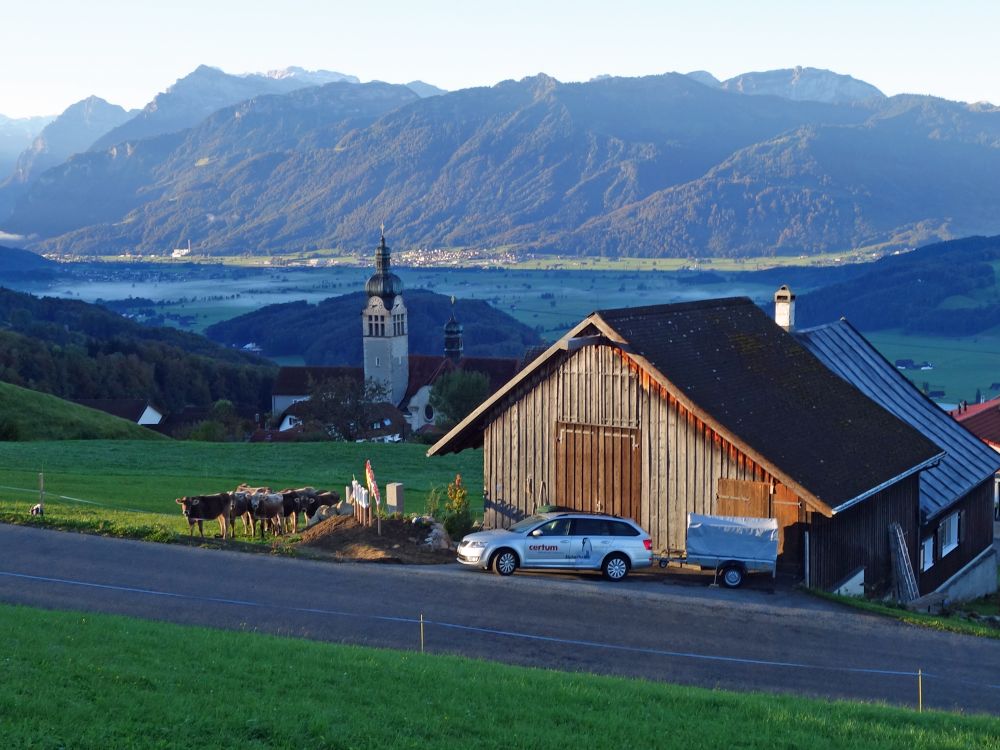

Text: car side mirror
xmin=531 ymin=529 xmax=543 ymax=537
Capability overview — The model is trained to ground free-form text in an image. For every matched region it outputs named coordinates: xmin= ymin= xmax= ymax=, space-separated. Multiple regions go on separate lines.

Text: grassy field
xmin=0 ymin=382 xmax=166 ymax=441
xmin=0 ymin=441 xmax=481 ymax=542
xmin=865 ymin=331 xmax=1000 ymax=404
xmin=0 ymin=604 xmax=995 ymax=749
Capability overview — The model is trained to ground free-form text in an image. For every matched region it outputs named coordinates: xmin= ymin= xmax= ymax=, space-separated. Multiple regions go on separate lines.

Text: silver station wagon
xmin=456 ymin=512 xmax=653 ymax=581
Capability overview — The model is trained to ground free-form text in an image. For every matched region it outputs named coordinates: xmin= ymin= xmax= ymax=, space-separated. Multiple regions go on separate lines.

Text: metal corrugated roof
xmin=796 ymin=319 xmax=1000 ymax=522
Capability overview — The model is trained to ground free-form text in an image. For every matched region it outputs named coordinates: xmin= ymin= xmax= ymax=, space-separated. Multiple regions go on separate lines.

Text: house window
xmin=920 ymin=536 xmax=934 ymax=572
xmin=938 ymin=512 xmax=960 ymax=557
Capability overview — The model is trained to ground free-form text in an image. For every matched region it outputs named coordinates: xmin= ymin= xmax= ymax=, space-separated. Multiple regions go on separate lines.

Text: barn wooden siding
xmin=806 ymin=475 xmax=920 ymax=594
xmin=482 ymin=342 xmax=777 ymax=555
xmin=919 ymin=478 xmax=995 ymax=593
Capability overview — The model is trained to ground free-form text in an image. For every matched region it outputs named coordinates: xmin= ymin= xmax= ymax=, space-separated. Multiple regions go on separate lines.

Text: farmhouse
xmin=429 ymin=295 xmax=945 ymax=595
xmin=798 ymin=318 xmax=999 ymax=600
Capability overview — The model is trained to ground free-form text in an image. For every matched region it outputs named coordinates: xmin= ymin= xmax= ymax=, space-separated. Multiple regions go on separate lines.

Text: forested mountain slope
xmin=205 ymin=289 xmax=542 ymax=365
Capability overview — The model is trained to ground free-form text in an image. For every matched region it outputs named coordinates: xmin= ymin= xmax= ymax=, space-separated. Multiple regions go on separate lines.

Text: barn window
xmin=938 ymin=512 xmax=959 ymax=557
xmin=557 ymin=346 xmax=639 ymax=428
xmin=920 ymin=536 xmax=934 ymax=571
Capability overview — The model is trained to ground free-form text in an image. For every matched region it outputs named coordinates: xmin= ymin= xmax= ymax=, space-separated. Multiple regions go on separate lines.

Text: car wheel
xmin=602 ymin=553 xmax=629 ymax=581
xmin=720 ymin=564 xmax=745 ymax=588
xmin=493 ymin=549 xmax=518 ymax=576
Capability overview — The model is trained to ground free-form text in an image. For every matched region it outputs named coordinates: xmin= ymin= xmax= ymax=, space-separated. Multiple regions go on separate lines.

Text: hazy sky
xmin=2 ymin=0 xmax=998 ymax=117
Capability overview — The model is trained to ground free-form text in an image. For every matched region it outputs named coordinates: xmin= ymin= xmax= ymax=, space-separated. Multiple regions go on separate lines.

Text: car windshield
xmin=508 ymin=515 xmax=547 ymax=532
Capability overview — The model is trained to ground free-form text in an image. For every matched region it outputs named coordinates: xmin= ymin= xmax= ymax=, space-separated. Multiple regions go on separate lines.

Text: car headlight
xmin=463 ymin=540 xmax=486 ymax=549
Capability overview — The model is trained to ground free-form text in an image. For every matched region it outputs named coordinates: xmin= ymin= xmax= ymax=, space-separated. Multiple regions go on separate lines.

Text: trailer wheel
xmin=720 ymin=564 xmax=745 ymax=588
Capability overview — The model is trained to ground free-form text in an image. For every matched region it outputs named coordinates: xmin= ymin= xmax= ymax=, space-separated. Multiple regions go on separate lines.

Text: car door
xmin=570 ymin=517 xmax=612 ymax=568
xmin=522 ymin=518 xmax=573 ymax=567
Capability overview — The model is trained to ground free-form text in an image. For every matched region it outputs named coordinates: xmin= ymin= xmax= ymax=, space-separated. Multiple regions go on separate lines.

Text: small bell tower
xmin=444 ymin=296 xmax=463 ymax=362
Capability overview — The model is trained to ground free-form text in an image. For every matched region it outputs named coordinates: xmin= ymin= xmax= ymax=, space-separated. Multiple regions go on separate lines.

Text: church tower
xmin=362 ymin=231 xmax=408 ymax=405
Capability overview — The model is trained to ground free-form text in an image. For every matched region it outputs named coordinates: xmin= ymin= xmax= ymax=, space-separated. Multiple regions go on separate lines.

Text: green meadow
xmin=0 ymin=604 xmax=996 ymax=749
xmin=0 ymin=440 xmax=481 ymax=542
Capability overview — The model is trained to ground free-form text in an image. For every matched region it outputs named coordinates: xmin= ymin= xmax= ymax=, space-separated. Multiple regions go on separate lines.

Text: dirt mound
xmin=298 ymin=515 xmax=454 ymax=564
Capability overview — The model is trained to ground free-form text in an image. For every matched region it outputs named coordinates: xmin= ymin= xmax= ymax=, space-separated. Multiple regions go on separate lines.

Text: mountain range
xmin=0 ymin=113 xmax=54 ymax=180
xmin=1 ymin=65 xmax=998 ymax=259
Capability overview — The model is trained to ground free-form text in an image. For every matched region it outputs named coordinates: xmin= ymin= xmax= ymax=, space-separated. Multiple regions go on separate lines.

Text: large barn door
xmin=716 ymin=478 xmax=803 ymax=568
xmin=716 ymin=478 xmax=770 ymax=517
xmin=555 ymin=422 xmax=641 ymax=521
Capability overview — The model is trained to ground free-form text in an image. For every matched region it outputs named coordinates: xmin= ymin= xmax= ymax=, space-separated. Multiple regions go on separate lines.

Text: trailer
xmin=655 ymin=513 xmax=779 ymax=588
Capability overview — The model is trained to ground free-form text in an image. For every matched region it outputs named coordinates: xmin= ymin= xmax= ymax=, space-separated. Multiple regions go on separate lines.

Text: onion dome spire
xmin=365 ymin=228 xmax=403 ymax=306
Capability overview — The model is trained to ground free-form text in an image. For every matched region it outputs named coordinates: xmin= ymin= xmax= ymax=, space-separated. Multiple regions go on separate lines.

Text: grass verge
xmin=0 ymin=604 xmax=996 ymax=749
xmin=811 ymin=589 xmax=1000 ymax=640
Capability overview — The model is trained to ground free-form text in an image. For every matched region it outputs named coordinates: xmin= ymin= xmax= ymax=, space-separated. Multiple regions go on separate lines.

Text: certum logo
xmin=528 ymin=544 xmax=559 ymax=551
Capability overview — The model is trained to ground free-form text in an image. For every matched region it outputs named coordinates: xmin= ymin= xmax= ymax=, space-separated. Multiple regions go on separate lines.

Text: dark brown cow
xmin=228 ymin=491 xmax=253 ymax=538
xmin=278 ymin=487 xmax=326 ymax=533
xmin=176 ymin=493 xmax=232 ymax=538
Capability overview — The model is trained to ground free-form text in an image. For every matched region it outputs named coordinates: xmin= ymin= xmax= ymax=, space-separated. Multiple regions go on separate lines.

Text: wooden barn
xmin=429 ymin=298 xmax=944 ymax=594
xmin=798 ymin=318 xmax=999 ymax=601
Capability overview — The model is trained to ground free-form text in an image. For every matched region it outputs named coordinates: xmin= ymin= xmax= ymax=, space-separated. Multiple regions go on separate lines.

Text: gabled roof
xmin=797 ymin=319 xmax=1000 ymax=522
xmin=402 ymin=355 xmax=450 ymax=404
xmin=430 ymin=298 xmax=944 ymax=515
xmin=73 ymin=398 xmax=159 ymax=422
xmin=273 ymin=366 xmax=363 ymax=395
xmin=951 ymin=397 xmax=1000 ymax=447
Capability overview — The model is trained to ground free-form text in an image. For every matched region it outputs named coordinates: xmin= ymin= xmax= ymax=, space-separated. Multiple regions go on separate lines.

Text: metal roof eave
xmin=830 ymin=451 xmax=946 ymax=515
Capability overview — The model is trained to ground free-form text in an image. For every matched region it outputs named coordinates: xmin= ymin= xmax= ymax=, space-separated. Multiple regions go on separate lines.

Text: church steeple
xmin=444 ymin=296 xmax=463 ymax=362
xmin=362 ymin=229 xmax=408 ymax=405
xmin=365 ymin=229 xmax=403 ymax=306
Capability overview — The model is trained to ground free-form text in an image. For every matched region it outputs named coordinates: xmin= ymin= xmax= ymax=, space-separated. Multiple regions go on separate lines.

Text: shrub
xmin=425 ymin=485 xmax=443 ymax=520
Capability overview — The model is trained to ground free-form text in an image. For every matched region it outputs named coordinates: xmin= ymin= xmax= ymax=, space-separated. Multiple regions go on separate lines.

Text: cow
xmin=278 ymin=487 xmax=324 ymax=534
xmin=176 ymin=493 xmax=232 ymax=539
xmin=228 ymin=491 xmax=254 ymax=538
xmin=247 ymin=491 xmax=284 ymax=538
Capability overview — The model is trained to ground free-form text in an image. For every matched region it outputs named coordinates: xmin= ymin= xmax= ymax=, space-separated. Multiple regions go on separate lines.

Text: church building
xmin=268 ymin=232 xmax=520 ymax=437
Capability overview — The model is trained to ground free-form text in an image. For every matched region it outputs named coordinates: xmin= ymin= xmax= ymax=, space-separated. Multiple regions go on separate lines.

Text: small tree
xmin=301 ymin=376 xmax=390 ymax=441
xmin=429 ymin=370 xmax=490 ymax=429
xmin=443 ymin=473 xmax=473 ymax=539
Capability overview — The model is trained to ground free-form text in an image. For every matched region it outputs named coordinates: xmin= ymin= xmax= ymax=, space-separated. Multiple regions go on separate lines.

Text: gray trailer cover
xmin=686 ymin=514 xmax=778 ymax=563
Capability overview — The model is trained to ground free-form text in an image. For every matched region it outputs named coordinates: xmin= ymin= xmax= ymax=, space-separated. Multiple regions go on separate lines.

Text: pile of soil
xmin=298 ymin=514 xmax=454 ymax=564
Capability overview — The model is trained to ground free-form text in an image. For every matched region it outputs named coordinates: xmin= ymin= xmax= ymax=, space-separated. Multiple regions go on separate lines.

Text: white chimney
xmin=774 ymin=285 xmax=795 ymax=331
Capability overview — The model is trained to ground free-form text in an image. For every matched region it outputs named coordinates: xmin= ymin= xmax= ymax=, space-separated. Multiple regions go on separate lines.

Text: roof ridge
xmin=596 ymin=296 xmax=753 ymax=318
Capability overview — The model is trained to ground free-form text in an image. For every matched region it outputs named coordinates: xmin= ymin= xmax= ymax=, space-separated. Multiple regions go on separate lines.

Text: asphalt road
xmin=1 ymin=525 xmax=998 ymax=715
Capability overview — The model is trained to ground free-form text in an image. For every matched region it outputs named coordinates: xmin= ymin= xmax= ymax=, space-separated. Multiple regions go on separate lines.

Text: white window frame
xmin=920 ymin=536 xmax=934 ymax=572
xmin=938 ymin=512 xmax=959 ymax=557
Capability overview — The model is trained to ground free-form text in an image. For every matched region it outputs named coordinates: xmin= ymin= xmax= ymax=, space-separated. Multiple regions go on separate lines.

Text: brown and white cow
xmin=247 ymin=491 xmax=284 ymax=538
xmin=176 ymin=493 xmax=232 ymax=538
